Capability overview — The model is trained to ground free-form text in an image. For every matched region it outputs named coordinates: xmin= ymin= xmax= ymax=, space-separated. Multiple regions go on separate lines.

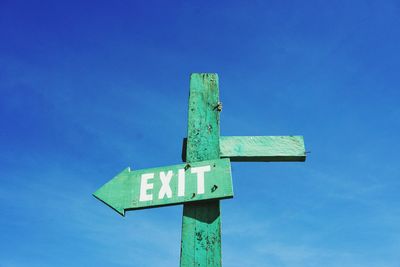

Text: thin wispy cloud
xmin=1 ymin=1 xmax=400 ymax=266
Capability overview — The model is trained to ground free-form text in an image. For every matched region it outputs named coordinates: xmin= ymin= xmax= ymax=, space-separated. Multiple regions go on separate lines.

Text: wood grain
xmin=220 ymin=136 xmax=306 ymax=162
xmin=182 ymin=136 xmax=306 ymax=162
xmin=93 ymin=158 xmax=233 ymax=216
xmin=180 ymin=73 xmax=222 ymax=267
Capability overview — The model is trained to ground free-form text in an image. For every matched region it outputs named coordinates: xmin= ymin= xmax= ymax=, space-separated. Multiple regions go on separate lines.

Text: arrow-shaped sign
xmin=93 ymin=158 xmax=233 ymax=216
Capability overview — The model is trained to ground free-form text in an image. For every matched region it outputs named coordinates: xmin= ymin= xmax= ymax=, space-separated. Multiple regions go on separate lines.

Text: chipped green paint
xmin=180 ymin=73 xmax=222 ymax=267
xmin=182 ymin=136 xmax=306 ymax=162
xmin=179 ymin=74 xmax=307 ymax=266
xmin=93 ymin=158 xmax=233 ymax=216
xmin=220 ymin=136 xmax=306 ymax=162
xmin=93 ymin=72 xmax=307 ymax=266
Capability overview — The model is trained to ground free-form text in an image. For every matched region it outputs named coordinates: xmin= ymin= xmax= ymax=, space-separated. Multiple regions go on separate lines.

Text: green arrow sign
xmin=93 ymin=158 xmax=233 ymax=216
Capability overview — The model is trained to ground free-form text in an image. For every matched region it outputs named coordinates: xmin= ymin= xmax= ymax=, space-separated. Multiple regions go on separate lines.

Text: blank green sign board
xmin=93 ymin=158 xmax=233 ymax=216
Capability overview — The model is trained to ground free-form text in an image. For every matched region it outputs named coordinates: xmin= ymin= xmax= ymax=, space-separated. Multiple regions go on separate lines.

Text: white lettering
xmin=139 ymin=173 xmax=154 ymax=201
xmin=158 ymin=170 xmax=173 ymax=199
xmin=191 ymin=165 xmax=211 ymax=195
xmin=178 ymin=169 xmax=185 ymax=197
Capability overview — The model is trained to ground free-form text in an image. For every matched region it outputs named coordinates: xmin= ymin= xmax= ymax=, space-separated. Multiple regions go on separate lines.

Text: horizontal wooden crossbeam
xmin=182 ymin=136 xmax=306 ymax=162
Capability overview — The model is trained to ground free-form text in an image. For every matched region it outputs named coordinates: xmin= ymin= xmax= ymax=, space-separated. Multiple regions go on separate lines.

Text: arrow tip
xmin=93 ymin=167 xmax=132 ymax=217
xmin=93 ymin=192 xmax=125 ymax=216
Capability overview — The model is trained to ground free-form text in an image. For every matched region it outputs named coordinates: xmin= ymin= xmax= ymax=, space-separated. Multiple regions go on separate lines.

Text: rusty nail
xmin=214 ymin=102 xmax=223 ymax=111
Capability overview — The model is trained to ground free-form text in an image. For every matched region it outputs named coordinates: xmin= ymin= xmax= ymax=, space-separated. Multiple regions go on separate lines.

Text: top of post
xmin=189 ymin=73 xmax=219 ymax=92
xmin=186 ymin=73 xmax=221 ymax=163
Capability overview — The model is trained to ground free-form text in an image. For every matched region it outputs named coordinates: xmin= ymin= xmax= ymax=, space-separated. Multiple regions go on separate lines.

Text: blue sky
xmin=1 ymin=1 xmax=400 ymax=266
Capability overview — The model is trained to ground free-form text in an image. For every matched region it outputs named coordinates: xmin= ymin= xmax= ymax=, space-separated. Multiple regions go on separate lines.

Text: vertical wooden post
xmin=180 ymin=73 xmax=222 ymax=266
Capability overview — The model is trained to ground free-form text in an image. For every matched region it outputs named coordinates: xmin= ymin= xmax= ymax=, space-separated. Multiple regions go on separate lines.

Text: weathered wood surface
xmin=182 ymin=136 xmax=306 ymax=162
xmin=93 ymin=158 xmax=233 ymax=216
xmin=180 ymin=73 xmax=222 ymax=267
xmin=220 ymin=136 xmax=306 ymax=162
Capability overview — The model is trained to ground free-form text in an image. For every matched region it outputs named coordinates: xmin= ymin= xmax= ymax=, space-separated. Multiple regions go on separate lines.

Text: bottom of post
xmin=180 ymin=201 xmax=222 ymax=267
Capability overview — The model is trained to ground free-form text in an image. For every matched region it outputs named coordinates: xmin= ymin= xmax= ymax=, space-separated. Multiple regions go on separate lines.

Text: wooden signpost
xmin=94 ymin=73 xmax=306 ymax=266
